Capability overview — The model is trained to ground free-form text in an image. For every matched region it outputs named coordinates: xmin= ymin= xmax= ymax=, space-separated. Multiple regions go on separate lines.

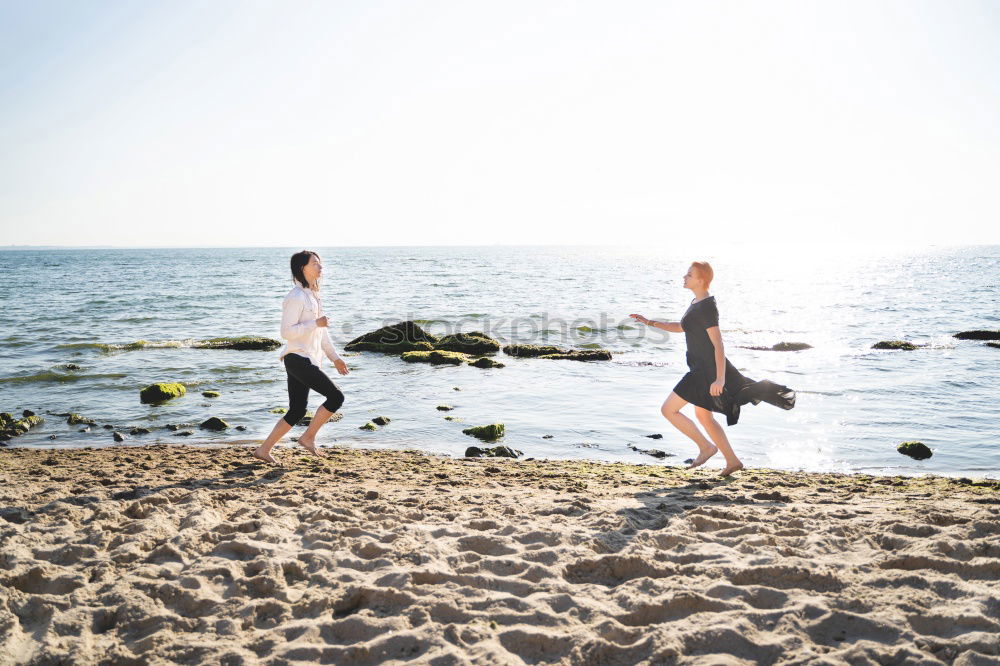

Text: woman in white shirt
xmin=254 ymin=250 xmax=349 ymax=464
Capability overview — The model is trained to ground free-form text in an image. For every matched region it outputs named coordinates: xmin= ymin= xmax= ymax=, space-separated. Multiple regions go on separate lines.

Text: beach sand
xmin=1 ymin=445 xmax=998 ymax=665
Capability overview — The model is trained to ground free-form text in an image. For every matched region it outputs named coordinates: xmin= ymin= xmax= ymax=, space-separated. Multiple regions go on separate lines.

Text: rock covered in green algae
xmin=202 ymin=391 xmax=221 ymax=398
xmin=468 ymin=357 xmax=505 ymax=368
xmin=401 ymin=350 xmax=470 ymax=365
xmin=954 ymin=330 xmax=1000 ymax=341
xmin=372 ymin=416 xmax=391 ymax=426
xmin=465 ymin=444 xmax=521 ymax=458
xmin=140 ymin=383 xmax=186 ymax=404
xmin=746 ymin=342 xmax=813 ymax=352
xmin=269 ymin=407 xmax=288 ymax=414
xmin=872 ymin=340 xmax=918 ymax=350
xmin=437 ymin=405 xmax=454 ymax=411
xmin=434 ymin=332 xmax=501 ymax=355
xmin=1 ymin=412 xmax=44 ymax=440
xmin=898 ymin=441 xmax=932 ymax=460
xmin=462 ymin=423 xmax=505 ymax=442
xmin=503 ymin=344 xmax=611 ymax=361
xmin=67 ymin=413 xmax=96 ymax=426
xmin=199 ymin=417 xmax=230 ymax=431
xmin=192 ymin=337 xmax=281 ymax=351
xmin=502 ymin=344 xmax=565 ymax=358
xmin=345 ymin=321 xmax=438 ymax=354
xmin=539 ymin=350 xmax=612 ymax=361
xmin=359 ymin=421 xmax=378 ymax=431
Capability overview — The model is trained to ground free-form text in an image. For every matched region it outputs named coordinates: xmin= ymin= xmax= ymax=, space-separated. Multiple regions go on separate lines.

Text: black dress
xmin=673 ymin=296 xmax=795 ymax=426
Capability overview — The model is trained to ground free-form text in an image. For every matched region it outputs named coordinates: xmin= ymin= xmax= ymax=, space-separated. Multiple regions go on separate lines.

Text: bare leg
xmin=254 ymin=417 xmax=292 ymax=465
xmin=695 ymin=406 xmax=744 ymax=476
xmin=296 ymin=405 xmax=334 ymax=456
xmin=661 ymin=392 xmax=717 ymax=468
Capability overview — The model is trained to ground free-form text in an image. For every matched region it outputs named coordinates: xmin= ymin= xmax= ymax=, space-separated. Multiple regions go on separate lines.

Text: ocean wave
xmin=0 ymin=371 xmax=128 ymax=385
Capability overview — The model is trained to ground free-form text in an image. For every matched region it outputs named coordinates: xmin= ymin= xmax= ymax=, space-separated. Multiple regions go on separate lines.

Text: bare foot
xmin=686 ymin=445 xmax=718 ymax=469
xmin=719 ymin=461 xmax=744 ymax=477
xmin=253 ymin=446 xmax=280 ymax=465
xmin=297 ymin=436 xmax=325 ymax=457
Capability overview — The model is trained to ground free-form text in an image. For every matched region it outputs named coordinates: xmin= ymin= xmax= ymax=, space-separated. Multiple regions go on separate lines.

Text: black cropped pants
xmin=282 ymin=353 xmax=345 ymax=426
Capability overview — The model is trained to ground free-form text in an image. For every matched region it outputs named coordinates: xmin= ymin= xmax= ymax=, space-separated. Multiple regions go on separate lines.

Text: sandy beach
xmin=1 ymin=445 xmax=998 ymax=665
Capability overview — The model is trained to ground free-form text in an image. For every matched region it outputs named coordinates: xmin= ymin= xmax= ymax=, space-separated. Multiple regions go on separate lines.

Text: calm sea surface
xmin=1 ymin=245 xmax=997 ymax=477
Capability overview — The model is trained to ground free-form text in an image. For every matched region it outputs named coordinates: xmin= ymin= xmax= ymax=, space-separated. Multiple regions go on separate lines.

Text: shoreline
xmin=1 ymin=445 xmax=998 ymax=664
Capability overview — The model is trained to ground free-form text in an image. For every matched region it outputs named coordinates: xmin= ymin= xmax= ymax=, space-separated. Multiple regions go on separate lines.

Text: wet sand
xmin=1 ymin=444 xmax=998 ymax=665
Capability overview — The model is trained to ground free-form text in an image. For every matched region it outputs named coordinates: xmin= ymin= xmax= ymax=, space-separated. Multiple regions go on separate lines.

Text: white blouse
xmin=278 ymin=285 xmax=342 ymax=367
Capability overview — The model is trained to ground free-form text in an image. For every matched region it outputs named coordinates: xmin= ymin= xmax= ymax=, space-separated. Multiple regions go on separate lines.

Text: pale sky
xmin=1 ymin=0 xmax=998 ymax=247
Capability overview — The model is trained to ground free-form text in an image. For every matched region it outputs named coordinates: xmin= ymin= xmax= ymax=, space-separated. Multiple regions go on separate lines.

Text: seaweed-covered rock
xmin=502 ymin=344 xmax=565 ymax=358
xmin=372 ymin=416 xmax=391 ymax=426
xmin=199 ymin=417 xmax=230 ymax=431
xmin=1 ymin=413 xmax=44 ymax=439
xmin=401 ymin=350 xmax=470 ymax=365
xmin=269 ymin=407 xmax=288 ymax=414
xmin=140 ymin=383 xmax=186 ymax=404
xmin=62 ymin=363 xmax=82 ymax=371
xmin=539 ymin=350 xmax=612 ymax=361
xmin=628 ymin=443 xmax=672 ymax=459
xmin=345 ymin=321 xmax=438 ymax=354
xmin=67 ymin=413 xmax=96 ymax=426
xmin=435 ymin=332 xmax=501 ymax=355
xmin=897 ymin=441 xmax=932 ymax=460
xmin=746 ymin=342 xmax=813 ymax=352
xmin=202 ymin=390 xmax=221 ymax=398
xmin=462 ymin=423 xmax=505 ymax=442
xmin=872 ymin=341 xmax=918 ymax=351
xmin=130 ymin=427 xmax=151 ymax=435
xmin=954 ymin=330 xmax=1000 ymax=341
xmin=465 ymin=445 xmax=521 ymax=458
xmin=359 ymin=421 xmax=378 ymax=431
xmin=174 ymin=430 xmax=194 ymax=437
xmin=468 ymin=357 xmax=505 ymax=369
xmin=437 ymin=405 xmax=454 ymax=411
xmin=192 ymin=337 xmax=282 ymax=351
xmin=113 ymin=432 xmax=127 ymax=442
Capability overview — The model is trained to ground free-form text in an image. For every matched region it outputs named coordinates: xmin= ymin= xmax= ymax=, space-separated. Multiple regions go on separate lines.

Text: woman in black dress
xmin=630 ymin=261 xmax=795 ymax=476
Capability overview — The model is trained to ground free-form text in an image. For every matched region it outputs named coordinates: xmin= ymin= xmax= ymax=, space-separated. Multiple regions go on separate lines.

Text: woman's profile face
xmin=683 ymin=265 xmax=698 ymax=289
xmin=303 ymin=254 xmax=323 ymax=285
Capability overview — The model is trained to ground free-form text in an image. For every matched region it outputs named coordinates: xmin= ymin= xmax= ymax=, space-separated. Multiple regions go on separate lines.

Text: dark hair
xmin=290 ymin=250 xmax=319 ymax=289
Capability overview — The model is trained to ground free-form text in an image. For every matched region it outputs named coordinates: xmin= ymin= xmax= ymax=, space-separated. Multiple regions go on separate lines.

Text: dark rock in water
xmin=465 ymin=445 xmax=522 ymax=458
xmin=986 ymin=342 xmax=1000 ymax=349
xmin=359 ymin=421 xmax=378 ymax=431
xmin=372 ymin=416 xmax=391 ymax=426
xmin=462 ymin=423 xmax=505 ymax=442
xmin=202 ymin=390 xmax=221 ymax=398
xmin=174 ymin=430 xmax=194 ymax=437
xmin=22 ymin=410 xmax=35 ymax=417
xmin=401 ymin=350 xmax=470 ymax=365
xmin=140 ymin=383 xmax=186 ymax=404
xmin=345 ymin=321 xmax=438 ymax=354
xmin=628 ymin=444 xmax=671 ymax=459
xmin=48 ymin=434 xmax=56 ymax=440
xmin=453 ymin=387 xmax=461 ymax=391
xmin=469 ymin=357 xmax=505 ymax=369
xmin=79 ymin=427 xmax=90 ymax=433
xmin=103 ymin=424 xmax=115 ymax=430
xmin=62 ymin=363 xmax=82 ymax=371
xmin=235 ymin=425 xmax=247 ymax=431
xmin=872 ymin=340 xmax=918 ymax=351
xmin=746 ymin=342 xmax=813 ymax=352
xmin=113 ymin=432 xmax=127 ymax=442
xmin=165 ymin=424 xmax=180 ymax=431
xmin=540 ymin=350 xmax=612 ymax=361
xmin=435 ymin=332 xmax=501 ymax=355
xmin=954 ymin=330 xmax=1000 ymax=341
xmin=67 ymin=413 xmax=96 ymax=426
xmin=437 ymin=405 xmax=454 ymax=411
xmin=898 ymin=441 xmax=932 ymax=460
xmin=443 ymin=416 xmax=456 ymax=421
xmin=645 ymin=433 xmax=663 ymax=440
xmin=200 ymin=417 xmax=230 ymax=431
xmin=1 ymin=413 xmax=44 ymax=439
xmin=192 ymin=336 xmax=281 ymax=351
xmin=542 ymin=435 xmax=554 ymax=439
xmin=503 ymin=344 xmax=565 ymax=358
xmin=269 ymin=407 xmax=288 ymax=414
xmin=130 ymin=427 xmax=151 ymax=435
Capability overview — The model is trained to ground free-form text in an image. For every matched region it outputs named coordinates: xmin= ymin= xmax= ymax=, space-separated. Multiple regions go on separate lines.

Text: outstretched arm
xmin=629 ymin=313 xmax=682 ymax=333
xmin=706 ymin=326 xmax=725 ymax=396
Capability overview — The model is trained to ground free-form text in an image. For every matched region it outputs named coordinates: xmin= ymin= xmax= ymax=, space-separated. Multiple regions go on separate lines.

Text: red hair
xmin=691 ymin=261 xmax=714 ymax=287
